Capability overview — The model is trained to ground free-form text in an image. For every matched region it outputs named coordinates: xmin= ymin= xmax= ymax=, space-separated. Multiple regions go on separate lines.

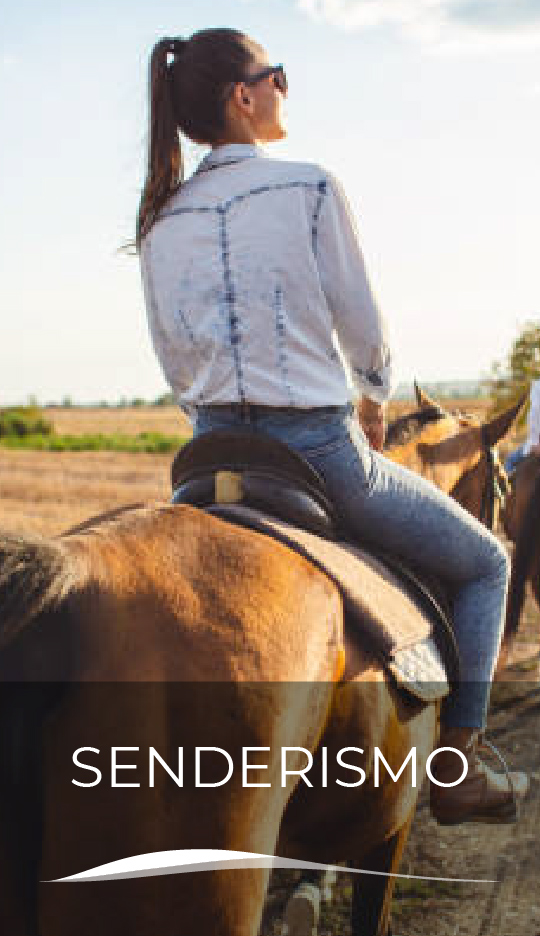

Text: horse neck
xmin=387 ymin=418 xmax=483 ymax=496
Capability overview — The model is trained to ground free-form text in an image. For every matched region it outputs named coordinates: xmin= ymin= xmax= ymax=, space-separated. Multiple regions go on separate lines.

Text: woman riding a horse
xmin=137 ymin=27 xmax=526 ymax=824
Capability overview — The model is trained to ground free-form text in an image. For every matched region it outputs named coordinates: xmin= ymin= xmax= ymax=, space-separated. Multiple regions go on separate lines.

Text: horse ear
xmin=414 ymin=380 xmax=446 ymax=415
xmin=414 ymin=381 xmax=442 ymax=410
xmin=414 ymin=380 xmax=432 ymax=408
xmin=482 ymin=395 xmax=527 ymax=447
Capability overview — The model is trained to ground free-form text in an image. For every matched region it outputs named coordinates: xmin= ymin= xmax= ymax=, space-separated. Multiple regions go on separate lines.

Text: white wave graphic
xmin=46 ymin=849 xmax=495 ymax=884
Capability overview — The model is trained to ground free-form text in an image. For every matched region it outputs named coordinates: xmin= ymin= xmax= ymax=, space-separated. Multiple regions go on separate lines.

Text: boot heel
xmin=432 ymin=797 xmax=518 ymax=826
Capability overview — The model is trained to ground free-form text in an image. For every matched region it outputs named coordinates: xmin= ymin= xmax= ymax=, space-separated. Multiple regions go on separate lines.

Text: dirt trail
xmin=264 ymin=595 xmax=540 ymax=936
xmin=391 ymin=581 xmax=540 ymax=936
xmin=392 ymin=673 xmax=540 ymax=936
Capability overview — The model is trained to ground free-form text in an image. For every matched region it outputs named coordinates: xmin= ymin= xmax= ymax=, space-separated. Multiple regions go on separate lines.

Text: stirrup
xmin=476 ymin=734 xmax=518 ymax=812
xmin=430 ymin=732 xmax=528 ymax=826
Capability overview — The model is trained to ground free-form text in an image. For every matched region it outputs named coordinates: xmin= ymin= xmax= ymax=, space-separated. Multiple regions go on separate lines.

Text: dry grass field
xmin=0 ymin=449 xmax=172 ymax=537
xmin=0 ymin=399 xmax=523 ymax=537
xmin=46 ymin=405 xmax=192 ymax=438
xmin=0 ymin=406 xmax=186 ymax=536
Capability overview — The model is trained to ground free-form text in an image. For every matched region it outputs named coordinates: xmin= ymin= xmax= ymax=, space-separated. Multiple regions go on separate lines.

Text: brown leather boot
xmin=429 ymin=728 xmax=528 ymax=826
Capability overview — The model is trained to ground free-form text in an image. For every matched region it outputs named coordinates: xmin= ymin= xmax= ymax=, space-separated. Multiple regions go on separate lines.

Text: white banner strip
xmin=45 ymin=849 xmax=495 ymax=884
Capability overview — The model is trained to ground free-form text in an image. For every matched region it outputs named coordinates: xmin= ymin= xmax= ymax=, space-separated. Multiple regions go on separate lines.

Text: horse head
xmin=387 ymin=388 xmax=525 ymax=530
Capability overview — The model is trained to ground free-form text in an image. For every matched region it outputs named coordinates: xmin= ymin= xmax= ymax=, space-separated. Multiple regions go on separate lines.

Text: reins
xmin=479 ymin=427 xmax=507 ymax=531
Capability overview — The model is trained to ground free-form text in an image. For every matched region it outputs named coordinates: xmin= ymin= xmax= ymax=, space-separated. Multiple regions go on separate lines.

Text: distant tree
xmin=487 ymin=322 xmax=540 ymax=426
xmin=154 ymin=392 xmax=175 ymax=407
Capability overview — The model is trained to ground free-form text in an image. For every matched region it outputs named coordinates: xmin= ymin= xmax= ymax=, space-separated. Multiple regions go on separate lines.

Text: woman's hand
xmin=359 ymin=397 xmax=386 ymax=452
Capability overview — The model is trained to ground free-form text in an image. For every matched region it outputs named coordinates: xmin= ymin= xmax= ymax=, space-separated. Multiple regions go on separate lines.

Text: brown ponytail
xmin=136 ymin=28 xmax=263 ymax=250
xmin=136 ymin=38 xmax=185 ymax=249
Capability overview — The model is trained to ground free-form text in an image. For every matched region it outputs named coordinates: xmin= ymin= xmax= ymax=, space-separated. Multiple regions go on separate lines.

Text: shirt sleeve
xmin=527 ymin=378 xmax=540 ymax=447
xmin=314 ymin=171 xmax=394 ymax=404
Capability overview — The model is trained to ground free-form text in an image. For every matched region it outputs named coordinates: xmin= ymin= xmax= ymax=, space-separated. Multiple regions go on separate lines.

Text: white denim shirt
xmin=140 ymin=143 xmax=393 ymax=414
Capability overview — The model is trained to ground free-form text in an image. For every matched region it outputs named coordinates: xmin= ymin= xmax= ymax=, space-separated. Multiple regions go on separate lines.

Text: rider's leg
xmin=287 ymin=413 xmax=510 ymax=731
xmin=250 ymin=405 xmax=528 ymax=823
xmin=192 ymin=404 xmax=528 ymax=822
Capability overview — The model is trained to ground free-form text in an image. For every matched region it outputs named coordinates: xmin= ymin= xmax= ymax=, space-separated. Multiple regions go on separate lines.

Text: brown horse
xmin=500 ymin=453 xmax=540 ymax=650
xmin=396 ymin=382 xmax=515 ymax=533
xmin=0 ymin=395 xmax=522 ymax=936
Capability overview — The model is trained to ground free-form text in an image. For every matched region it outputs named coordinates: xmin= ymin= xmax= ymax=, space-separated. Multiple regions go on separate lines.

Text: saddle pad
xmin=209 ymin=504 xmax=452 ymax=702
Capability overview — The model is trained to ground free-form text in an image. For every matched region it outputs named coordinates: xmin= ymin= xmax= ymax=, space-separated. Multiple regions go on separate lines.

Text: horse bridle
xmin=479 ymin=426 xmax=509 ymax=531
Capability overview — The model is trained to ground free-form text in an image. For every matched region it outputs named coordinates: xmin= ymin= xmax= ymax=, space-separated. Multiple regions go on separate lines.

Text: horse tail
xmin=504 ymin=472 xmax=540 ymax=648
xmin=0 ymin=532 xmax=84 ymax=934
xmin=0 ymin=532 xmax=79 ymax=652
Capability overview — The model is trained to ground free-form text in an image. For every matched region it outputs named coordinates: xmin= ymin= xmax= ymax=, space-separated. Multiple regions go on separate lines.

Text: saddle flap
xmin=207 ymin=504 xmax=456 ymax=702
xmin=388 ymin=639 xmax=449 ymax=702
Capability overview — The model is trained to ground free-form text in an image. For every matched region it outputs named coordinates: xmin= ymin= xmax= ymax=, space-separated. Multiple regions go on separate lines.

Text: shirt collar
xmin=196 ymin=142 xmax=267 ymax=173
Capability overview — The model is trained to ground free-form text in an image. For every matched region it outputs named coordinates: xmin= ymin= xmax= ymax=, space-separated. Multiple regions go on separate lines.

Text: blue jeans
xmin=192 ymin=404 xmax=510 ymax=728
xmin=505 ymin=443 xmax=527 ymax=475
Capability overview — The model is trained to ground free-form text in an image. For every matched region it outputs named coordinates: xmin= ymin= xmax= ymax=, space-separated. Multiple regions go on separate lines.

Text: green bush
xmin=0 ymin=431 xmax=186 ymax=454
xmin=0 ymin=404 xmax=186 ymax=453
xmin=0 ymin=406 xmax=53 ymax=439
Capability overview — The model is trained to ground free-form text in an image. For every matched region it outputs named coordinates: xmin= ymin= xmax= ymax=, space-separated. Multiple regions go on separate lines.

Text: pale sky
xmin=1 ymin=0 xmax=539 ymax=403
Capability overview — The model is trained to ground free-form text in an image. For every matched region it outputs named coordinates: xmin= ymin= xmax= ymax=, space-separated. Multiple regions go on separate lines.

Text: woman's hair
xmin=136 ymin=28 xmax=261 ymax=249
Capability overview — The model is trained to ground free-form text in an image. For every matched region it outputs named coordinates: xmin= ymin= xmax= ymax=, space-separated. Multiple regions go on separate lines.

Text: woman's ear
xmin=231 ymin=83 xmax=254 ymax=114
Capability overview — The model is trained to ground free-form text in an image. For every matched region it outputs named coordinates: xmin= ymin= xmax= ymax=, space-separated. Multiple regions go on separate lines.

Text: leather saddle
xmin=171 ymin=430 xmax=459 ymax=698
xmin=172 ymin=430 xmax=337 ymax=539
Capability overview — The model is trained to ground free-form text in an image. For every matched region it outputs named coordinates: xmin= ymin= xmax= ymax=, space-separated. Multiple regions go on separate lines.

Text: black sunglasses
xmin=244 ymin=64 xmax=287 ymax=96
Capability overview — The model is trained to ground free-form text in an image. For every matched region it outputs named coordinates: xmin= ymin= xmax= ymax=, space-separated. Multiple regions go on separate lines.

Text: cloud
xmin=449 ymin=0 xmax=540 ymax=32
xmin=295 ymin=0 xmax=540 ymax=48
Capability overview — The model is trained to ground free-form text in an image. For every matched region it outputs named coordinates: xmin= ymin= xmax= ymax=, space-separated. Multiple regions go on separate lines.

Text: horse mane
xmin=504 ymin=463 xmax=540 ymax=648
xmin=64 ymin=503 xmax=144 ymax=536
xmin=0 ymin=533 xmax=81 ymax=652
xmin=385 ymin=405 xmax=445 ymax=449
